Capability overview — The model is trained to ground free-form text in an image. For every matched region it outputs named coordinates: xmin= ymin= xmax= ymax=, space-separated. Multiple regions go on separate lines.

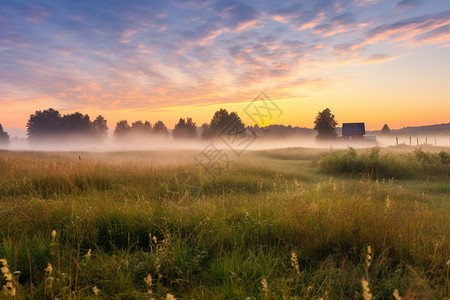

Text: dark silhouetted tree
xmin=172 ymin=118 xmax=197 ymax=139
xmin=314 ymin=108 xmax=338 ymax=139
xmin=114 ymin=120 xmax=131 ymax=137
xmin=0 ymin=123 xmax=9 ymax=147
xmin=143 ymin=121 xmax=152 ymax=134
xmin=381 ymin=124 xmax=391 ymax=134
xmin=153 ymin=121 xmax=168 ymax=135
xmin=60 ymin=112 xmax=92 ymax=135
xmin=199 ymin=123 xmax=209 ymax=136
xmin=202 ymin=109 xmax=245 ymax=139
xmin=92 ymin=115 xmax=108 ymax=138
xmin=130 ymin=120 xmax=153 ymax=135
xmin=26 ymin=108 xmax=62 ymax=140
xmin=131 ymin=120 xmax=145 ymax=132
xmin=26 ymin=108 xmax=109 ymax=142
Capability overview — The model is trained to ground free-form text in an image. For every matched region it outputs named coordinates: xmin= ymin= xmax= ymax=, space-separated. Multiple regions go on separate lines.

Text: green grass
xmin=0 ymin=148 xmax=449 ymax=299
xmin=318 ymin=147 xmax=450 ymax=179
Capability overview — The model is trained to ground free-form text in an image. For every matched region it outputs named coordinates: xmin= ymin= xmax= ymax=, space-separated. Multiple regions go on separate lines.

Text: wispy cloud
xmin=366 ymin=10 xmax=450 ymax=46
xmin=396 ymin=0 xmax=422 ymax=10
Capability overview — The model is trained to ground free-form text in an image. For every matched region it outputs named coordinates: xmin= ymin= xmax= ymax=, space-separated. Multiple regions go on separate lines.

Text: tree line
xmin=0 ymin=107 xmax=393 ymax=146
xmin=26 ymin=108 xmax=108 ymax=142
xmin=17 ymin=108 xmax=246 ymax=142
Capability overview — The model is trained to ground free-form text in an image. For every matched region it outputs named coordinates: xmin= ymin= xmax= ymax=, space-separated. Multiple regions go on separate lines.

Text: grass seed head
xmin=361 ymin=278 xmax=373 ymax=300
xmin=393 ymin=289 xmax=402 ymax=300
xmin=166 ymin=293 xmax=176 ymax=300
xmin=86 ymin=249 xmax=92 ymax=260
xmin=44 ymin=263 xmax=53 ymax=275
xmin=366 ymin=246 xmax=372 ymax=268
xmin=1 ymin=258 xmax=16 ymax=296
xmin=261 ymin=278 xmax=268 ymax=297
xmin=51 ymin=230 xmax=57 ymax=241
xmin=145 ymin=274 xmax=153 ymax=294
xmin=291 ymin=252 xmax=300 ymax=274
xmin=92 ymin=286 xmax=100 ymax=295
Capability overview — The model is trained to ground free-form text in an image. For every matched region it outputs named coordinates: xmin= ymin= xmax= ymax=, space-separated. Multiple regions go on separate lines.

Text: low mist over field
xmin=3 ymin=121 xmax=450 ymax=152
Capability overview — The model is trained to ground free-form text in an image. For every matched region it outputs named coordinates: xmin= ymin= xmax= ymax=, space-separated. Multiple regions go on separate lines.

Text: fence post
xmin=396 ymin=137 xmax=398 ymax=146
xmin=409 ymin=136 xmax=411 ymax=146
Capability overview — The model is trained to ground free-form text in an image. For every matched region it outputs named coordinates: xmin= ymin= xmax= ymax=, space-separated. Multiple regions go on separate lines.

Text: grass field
xmin=0 ymin=147 xmax=449 ymax=299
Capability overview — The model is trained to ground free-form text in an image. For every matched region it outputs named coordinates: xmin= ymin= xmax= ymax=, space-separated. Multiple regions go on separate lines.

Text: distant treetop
xmin=0 ymin=123 xmax=10 ymax=147
xmin=314 ymin=108 xmax=338 ymax=139
xmin=381 ymin=124 xmax=391 ymax=134
xmin=202 ymin=108 xmax=245 ymax=139
xmin=173 ymin=118 xmax=197 ymax=139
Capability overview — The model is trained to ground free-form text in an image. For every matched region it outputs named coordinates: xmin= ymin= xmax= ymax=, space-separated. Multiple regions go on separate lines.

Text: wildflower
xmin=153 ymin=236 xmax=157 ymax=244
xmin=365 ymin=246 xmax=372 ymax=268
xmin=393 ymin=289 xmax=402 ymax=300
xmin=86 ymin=249 xmax=92 ymax=260
xmin=291 ymin=252 xmax=300 ymax=275
xmin=51 ymin=230 xmax=57 ymax=241
xmin=361 ymin=278 xmax=373 ymax=300
xmin=261 ymin=278 xmax=268 ymax=297
xmin=166 ymin=293 xmax=176 ymax=300
xmin=92 ymin=286 xmax=100 ymax=295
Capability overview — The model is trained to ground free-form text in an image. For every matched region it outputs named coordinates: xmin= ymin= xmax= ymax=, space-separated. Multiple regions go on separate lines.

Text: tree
xmin=153 ymin=121 xmax=168 ymax=135
xmin=314 ymin=108 xmax=338 ymax=139
xmin=0 ymin=123 xmax=9 ymax=147
xmin=60 ymin=112 xmax=92 ymax=135
xmin=114 ymin=120 xmax=131 ymax=137
xmin=131 ymin=120 xmax=145 ymax=132
xmin=130 ymin=120 xmax=152 ymax=136
xmin=26 ymin=108 xmax=62 ymax=139
xmin=172 ymin=118 xmax=197 ymax=139
xmin=26 ymin=108 xmax=109 ymax=142
xmin=199 ymin=123 xmax=209 ymax=136
xmin=92 ymin=115 xmax=108 ymax=138
xmin=143 ymin=121 xmax=153 ymax=134
xmin=202 ymin=109 xmax=245 ymax=139
xmin=381 ymin=124 xmax=391 ymax=134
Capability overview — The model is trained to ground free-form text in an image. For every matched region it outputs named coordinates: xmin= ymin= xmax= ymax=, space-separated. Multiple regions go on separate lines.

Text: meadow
xmin=0 ymin=146 xmax=449 ymax=299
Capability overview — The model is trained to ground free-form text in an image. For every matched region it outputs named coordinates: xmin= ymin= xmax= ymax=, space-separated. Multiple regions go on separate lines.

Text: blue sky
xmin=1 ymin=0 xmax=449 ymax=130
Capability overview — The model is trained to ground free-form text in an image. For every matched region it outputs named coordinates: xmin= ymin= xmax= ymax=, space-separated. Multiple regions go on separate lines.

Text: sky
xmin=1 ymin=0 xmax=449 ymax=135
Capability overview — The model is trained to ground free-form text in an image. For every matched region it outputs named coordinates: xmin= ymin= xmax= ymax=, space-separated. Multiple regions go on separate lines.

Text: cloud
xmin=24 ymin=4 xmax=51 ymax=23
xmin=360 ymin=54 xmax=398 ymax=64
xmin=396 ymin=0 xmax=421 ymax=10
xmin=313 ymin=12 xmax=361 ymax=37
xmin=212 ymin=0 xmax=260 ymax=31
xmin=366 ymin=10 xmax=450 ymax=46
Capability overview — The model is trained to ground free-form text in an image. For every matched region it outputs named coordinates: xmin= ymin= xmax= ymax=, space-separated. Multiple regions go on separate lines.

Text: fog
xmin=3 ymin=133 xmax=450 ymax=152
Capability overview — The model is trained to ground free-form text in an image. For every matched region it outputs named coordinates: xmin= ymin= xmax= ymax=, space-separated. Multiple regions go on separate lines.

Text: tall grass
xmin=318 ymin=147 xmax=450 ymax=179
xmin=0 ymin=150 xmax=449 ymax=298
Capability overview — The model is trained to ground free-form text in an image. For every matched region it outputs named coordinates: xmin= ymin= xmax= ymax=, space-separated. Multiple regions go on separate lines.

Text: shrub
xmin=318 ymin=148 xmax=450 ymax=179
